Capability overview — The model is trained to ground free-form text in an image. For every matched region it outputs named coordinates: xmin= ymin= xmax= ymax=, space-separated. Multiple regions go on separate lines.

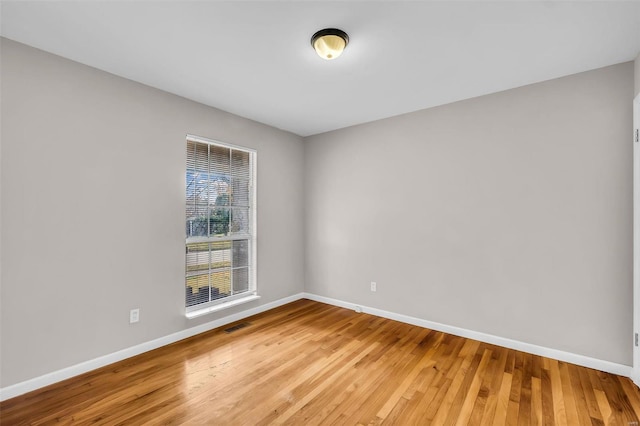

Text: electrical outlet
xmin=370 ymin=281 xmax=377 ymax=292
xmin=130 ymin=308 xmax=140 ymax=324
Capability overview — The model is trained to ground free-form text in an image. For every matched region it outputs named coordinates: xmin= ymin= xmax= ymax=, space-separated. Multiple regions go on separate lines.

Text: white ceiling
xmin=1 ymin=1 xmax=640 ymax=136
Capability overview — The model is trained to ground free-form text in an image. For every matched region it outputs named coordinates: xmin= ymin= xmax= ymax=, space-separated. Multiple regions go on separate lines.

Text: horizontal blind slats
xmin=185 ymin=137 xmax=254 ymax=310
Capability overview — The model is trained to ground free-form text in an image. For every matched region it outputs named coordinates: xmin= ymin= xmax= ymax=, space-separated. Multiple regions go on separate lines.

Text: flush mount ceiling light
xmin=311 ymin=28 xmax=349 ymax=60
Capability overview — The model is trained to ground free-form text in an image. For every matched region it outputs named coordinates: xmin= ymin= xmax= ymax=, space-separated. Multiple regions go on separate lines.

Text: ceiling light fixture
xmin=311 ymin=28 xmax=349 ymax=60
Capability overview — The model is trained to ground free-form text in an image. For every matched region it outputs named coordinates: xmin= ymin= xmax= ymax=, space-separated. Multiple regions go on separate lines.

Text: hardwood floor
xmin=2 ymin=299 xmax=640 ymax=425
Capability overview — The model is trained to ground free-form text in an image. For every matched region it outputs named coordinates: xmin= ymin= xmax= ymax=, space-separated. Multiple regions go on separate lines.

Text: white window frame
xmin=185 ymin=134 xmax=257 ymax=318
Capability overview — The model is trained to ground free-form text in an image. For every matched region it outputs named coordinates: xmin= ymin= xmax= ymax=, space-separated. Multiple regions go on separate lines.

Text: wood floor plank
xmin=549 ymin=359 xmax=568 ymax=425
xmin=290 ymin=326 xmax=427 ymax=425
xmin=337 ymin=328 xmax=435 ymax=425
xmin=2 ymin=299 xmax=640 ymax=425
xmin=506 ymin=351 xmax=525 ymax=424
xmin=429 ymin=340 xmax=482 ymax=424
xmin=594 ymin=388 xmax=614 ymax=425
xmin=376 ymin=330 xmax=447 ymax=420
xmin=596 ymin=369 xmax=639 ymax=425
xmin=620 ymin=376 xmax=640 ymax=419
xmin=517 ymin=353 xmax=533 ymax=426
xmin=559 ymin=361 xmax=580 ymax=425
xmin=493 ymin=350 xmax=517 ymax=425
xmin=531 ymin=376 xmax=543 ymax=425
xmin=567 ymin=364 xmax=592 ymax=426
xmin=380 ymin=338 xmax=451 ymax=425
xmin=577 ymin=366 xmax=604 ymax=423
xmin=453 ymin=348 xmax=493 ymax=425
xmin=415 ymin=336 xmax=468 ymax=423
xmin=479 ymin=347 xmax=510 ymax=425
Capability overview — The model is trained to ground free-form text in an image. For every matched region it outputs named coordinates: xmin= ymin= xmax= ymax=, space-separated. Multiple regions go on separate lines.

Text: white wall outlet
xmin=130 ymin=308 xmax=140 ymax=324
xmin=370 ymin=281 xmax=377 ymax=292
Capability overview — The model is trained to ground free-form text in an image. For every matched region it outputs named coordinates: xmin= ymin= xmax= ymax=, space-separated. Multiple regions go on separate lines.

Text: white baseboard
xmin=0 ymin=293 xmax=305 ymax=401
xmin=302 ymin=292 xmax=633 ymax=378
xmin=2 ymin=291 xmax=633 ymax=401
xmin=632 ymin=369 xmax=640 ymax=387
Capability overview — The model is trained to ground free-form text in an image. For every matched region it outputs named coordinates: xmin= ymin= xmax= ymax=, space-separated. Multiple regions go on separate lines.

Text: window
xmin=185 ymin=135 xmax=256 ymax=313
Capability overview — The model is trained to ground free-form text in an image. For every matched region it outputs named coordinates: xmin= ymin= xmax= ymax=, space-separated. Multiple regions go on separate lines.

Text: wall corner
xmin=635 ymin=51 xmax=640 ymax=97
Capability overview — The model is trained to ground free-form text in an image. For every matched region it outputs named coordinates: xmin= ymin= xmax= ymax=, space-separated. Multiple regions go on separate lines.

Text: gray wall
xmin=634 ymin=53 xmax=640 ymax=96
xmin=305 ymin=62 xmax=634 ymax=365
xmin=0 ymin=38 xmax=305 ymax=387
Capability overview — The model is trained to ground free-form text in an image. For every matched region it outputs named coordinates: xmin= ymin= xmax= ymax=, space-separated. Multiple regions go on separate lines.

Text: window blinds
xmin=185 ymin=137 xmax=255 ymax=310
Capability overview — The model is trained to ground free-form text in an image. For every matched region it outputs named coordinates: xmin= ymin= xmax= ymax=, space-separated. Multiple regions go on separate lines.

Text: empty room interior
xmin=2 ymin=1 xmax=640 ymax=424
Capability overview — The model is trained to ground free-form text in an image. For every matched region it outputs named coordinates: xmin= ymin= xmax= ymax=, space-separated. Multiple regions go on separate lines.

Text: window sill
xmin=185 ymin=294 xmax=261 ymax=319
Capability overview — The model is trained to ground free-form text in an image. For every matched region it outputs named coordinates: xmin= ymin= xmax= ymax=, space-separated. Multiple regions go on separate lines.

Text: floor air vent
xmin=224 ymin=322 xmax=251 ymax=333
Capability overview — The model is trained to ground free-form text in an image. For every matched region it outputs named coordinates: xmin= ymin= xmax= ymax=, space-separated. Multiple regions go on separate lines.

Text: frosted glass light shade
xmin=311 ymin=29 xmax=349 ymax=60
